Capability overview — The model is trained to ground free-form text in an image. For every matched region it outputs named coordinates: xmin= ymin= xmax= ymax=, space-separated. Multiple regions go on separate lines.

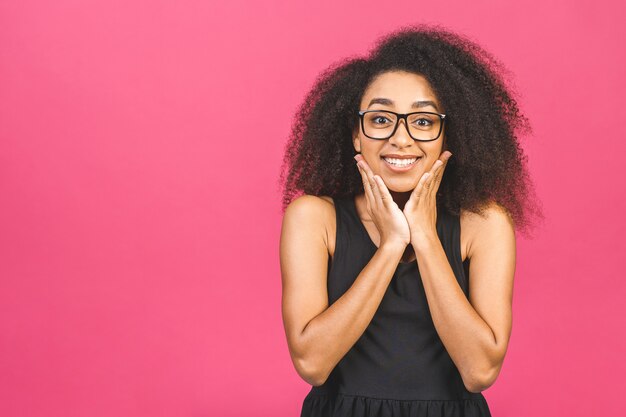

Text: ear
xmin=352 ymin=131 xmax=361 ymax=153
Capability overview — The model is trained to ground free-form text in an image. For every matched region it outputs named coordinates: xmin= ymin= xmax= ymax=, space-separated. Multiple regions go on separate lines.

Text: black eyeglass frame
xmin=357 ymin=110 xmax=447 ymax=142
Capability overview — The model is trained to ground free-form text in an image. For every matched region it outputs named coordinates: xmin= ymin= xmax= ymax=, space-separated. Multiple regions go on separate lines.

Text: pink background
xmin=1 ymin=1 xmax=624 ymax=416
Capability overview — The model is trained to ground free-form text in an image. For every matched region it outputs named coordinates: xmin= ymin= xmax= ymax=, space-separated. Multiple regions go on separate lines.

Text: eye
xmin=409 ymin=114 xmax=438 ymax=130
xmin=414 ymin=118 xmax=433 ymax=126
xmin=373 ymin=116 xmax=391 ymax=125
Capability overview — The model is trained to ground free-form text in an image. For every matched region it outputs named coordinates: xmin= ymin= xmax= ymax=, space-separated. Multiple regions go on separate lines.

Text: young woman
xmin=278 ymin=24 xmax=542 ymax=417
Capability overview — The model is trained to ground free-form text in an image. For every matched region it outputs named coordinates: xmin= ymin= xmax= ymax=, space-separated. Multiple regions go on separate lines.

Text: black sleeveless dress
xmin=300 ymin=196 xmax=492 ymax=417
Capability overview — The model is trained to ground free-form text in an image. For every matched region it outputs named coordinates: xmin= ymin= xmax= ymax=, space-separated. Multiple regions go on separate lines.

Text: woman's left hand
xmin=403 ymin=151 xmax=453 ymax=252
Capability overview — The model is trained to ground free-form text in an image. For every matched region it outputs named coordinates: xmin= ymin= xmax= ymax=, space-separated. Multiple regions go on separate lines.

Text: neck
xmin=389 ymin=190 xmax=412 ymax=210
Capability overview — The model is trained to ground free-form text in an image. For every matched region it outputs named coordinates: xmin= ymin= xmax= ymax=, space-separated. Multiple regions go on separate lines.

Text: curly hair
xmin=277 ymin=23 xmax=544 ymax=238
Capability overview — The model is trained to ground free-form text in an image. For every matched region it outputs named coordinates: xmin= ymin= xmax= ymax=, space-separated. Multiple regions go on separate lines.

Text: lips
xmin=381 ymin=154 xmax=419 ymax=159
xmin=381 ymin=156 xmax=420 ymax=172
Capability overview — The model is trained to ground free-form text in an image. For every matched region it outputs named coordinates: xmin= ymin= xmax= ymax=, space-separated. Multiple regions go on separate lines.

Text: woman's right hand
xmin=354 ymin=154 xmax=411 ymax=248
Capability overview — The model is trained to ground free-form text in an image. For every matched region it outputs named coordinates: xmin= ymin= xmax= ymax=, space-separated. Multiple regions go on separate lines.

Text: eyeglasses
xmin=358 ymin=110 xmax=446 ymax=142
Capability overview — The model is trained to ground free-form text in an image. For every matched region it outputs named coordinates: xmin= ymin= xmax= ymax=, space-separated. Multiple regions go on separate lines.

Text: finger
xmin=432 ymin=160 xmax=447 ymax=191
xmin=427 ymin=157 xmax=448 ymax=198
xmin=423 ymin=172 xmax=433 ymax=196
xmin=432 ymin=152 xmax=452 ymax=191
xmin=357 ymin=163 xmax=375 ymax=213
xmin=363 ymin=163 xmax=384 ymax=211
xmin=373 ymin=174 xmax=394 ymax=208
xmin=427 ymin=150 xmax=451 ymax=177
xmin=357 ymin=157 xmax=383 ymax=211
xmin=424 ymin=168 xmax=437 ymax=196
xmin=427 ymin=151 xmax=450 ymax=191
xmin=357 ymin=156 xmax=376 ymax=181
xmin=411 ymin=171 xmax=431 ymax=202
xmin=426 ymin=160 xmax=443 ymax=195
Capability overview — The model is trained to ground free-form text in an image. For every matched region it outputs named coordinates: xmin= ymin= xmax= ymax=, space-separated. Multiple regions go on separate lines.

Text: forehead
xmin=360 ymin=71 xmax=439 ymax=107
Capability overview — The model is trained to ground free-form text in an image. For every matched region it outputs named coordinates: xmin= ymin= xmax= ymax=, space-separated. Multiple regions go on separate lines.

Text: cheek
xmin=360 ymin=147 xmax=384 ymax=167
xmin=368 ymin=154 xmax=389 ymax=170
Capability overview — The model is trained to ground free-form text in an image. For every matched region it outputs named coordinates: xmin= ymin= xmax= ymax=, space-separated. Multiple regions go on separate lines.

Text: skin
xmin=280 ymin=70 xmax=516 ymax=393
xmin=352 ymin=70 xmax=452 ymax=261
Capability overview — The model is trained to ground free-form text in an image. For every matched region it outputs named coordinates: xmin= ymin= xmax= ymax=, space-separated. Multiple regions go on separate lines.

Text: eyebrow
xmin=367 ymin=97 xmax=440 ymax=112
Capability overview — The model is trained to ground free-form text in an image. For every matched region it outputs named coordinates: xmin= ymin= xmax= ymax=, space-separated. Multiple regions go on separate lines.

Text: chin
xmin=383 ymin=178 xmax=419 ymax=193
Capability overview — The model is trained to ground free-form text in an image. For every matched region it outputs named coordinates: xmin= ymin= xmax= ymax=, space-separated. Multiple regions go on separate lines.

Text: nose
xmin=388 ymin=118 xmax=415 ymax=148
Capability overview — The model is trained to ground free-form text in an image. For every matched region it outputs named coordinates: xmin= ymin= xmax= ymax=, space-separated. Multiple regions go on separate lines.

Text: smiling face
xmin=353 ymin=70 xmax=447 ymax=193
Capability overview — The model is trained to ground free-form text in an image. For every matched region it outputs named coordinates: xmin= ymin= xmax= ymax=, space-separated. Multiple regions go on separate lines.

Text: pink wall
xmin=1 ymin=0 xmax=623 ymax=416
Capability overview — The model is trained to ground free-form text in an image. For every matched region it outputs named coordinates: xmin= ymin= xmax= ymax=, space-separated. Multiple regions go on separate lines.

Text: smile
xmin=381 ymin=156 xmax=420 ymax=171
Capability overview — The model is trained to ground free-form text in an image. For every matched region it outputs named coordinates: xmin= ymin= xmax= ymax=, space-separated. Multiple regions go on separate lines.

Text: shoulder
xmin=460 ymin=200 xmax=516 ymax=261
xmin=282 ymin=195 xmax=336 ymax=253
xmin=283 ymin=194 xmax=335 ymax=216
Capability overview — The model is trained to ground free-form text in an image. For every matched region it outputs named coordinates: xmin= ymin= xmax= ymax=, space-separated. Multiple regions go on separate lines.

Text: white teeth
xmin=383 ymin=157 xmax=417 ymax=167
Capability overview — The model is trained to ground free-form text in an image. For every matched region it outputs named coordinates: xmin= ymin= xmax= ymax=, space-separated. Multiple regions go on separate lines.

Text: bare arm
xmin=413 ymin=202 xmax=516 ymax=393
xmin=280 ymin=195 xmax=406 ymax=386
